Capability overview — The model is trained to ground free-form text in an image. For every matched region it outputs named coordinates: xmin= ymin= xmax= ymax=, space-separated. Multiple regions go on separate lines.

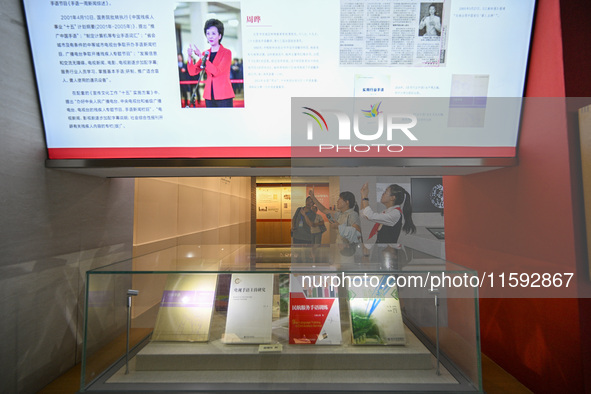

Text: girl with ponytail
xmin=386 ymin=184 xmax=416 ymax=235
xmin=360 ymin=182 xmax=416 ymax=246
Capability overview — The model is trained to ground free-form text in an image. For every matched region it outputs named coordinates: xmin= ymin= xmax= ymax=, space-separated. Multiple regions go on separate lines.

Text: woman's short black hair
xmin=204 ymin=19 xmax=224 ymax=43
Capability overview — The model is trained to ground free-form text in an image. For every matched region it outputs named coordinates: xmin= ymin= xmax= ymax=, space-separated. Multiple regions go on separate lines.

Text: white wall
xmin=133 ymin=177 xmax=251 ymax=249
xmin=131 ymin=177 xmax=252 ymax=317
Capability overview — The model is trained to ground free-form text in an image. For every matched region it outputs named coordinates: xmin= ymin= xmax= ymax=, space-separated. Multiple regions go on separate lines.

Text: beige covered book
xmin=152 ymin=274 xmax=218 ymax=342
xmin=222 ymin=274 xmax=274 ymax=344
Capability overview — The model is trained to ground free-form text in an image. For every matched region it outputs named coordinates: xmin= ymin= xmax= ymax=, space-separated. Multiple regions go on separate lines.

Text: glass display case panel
xmin=81 ymin=243 xmax=481 ymax=392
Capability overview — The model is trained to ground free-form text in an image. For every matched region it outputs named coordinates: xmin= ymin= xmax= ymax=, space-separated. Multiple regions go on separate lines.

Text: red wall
xmin=443 ymin=0 xmax=591 ymax=392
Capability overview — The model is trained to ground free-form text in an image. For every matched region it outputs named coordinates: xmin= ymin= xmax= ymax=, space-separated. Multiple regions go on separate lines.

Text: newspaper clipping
xmin=340 ymin=0 xmax=450 ymax=67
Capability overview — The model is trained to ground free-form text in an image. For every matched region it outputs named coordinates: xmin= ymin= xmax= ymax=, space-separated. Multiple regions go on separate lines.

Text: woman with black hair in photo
xmin=308 ymin=190 xmax=362 ymax=254
xmin=360 ymin=182 xmax=416 ymax=246
xmin=187 ymin=19 xmax=234 ymax=108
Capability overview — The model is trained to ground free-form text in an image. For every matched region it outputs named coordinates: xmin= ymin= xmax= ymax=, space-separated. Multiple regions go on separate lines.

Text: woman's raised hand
xmin=188 ymin=44 xmax=201 ymax=61
xmin=361 ymin=183 xmax=369 ymax=199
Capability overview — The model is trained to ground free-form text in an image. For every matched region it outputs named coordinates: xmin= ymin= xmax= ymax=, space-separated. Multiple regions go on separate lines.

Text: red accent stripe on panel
xmin=47 ymin=146 xmax=515 ymax=160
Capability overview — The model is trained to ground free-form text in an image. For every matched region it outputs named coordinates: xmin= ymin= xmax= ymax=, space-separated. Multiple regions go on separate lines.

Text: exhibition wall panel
xmin=134 ymin=178 xmax=180 ymax=246
xmin=444 ymin=101 xmax=585 ymax=392
xmin=23 ymin=0 xmax=535 ymax=163
xmin=133 ymin=177 xmax=251 ymax=251
xmin=443 ymin=1 xmax=591 ymax=392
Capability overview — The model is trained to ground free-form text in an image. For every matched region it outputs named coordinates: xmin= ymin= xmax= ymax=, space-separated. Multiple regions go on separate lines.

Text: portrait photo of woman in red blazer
xmin=187 ymin=19 xmax=235 ymax=108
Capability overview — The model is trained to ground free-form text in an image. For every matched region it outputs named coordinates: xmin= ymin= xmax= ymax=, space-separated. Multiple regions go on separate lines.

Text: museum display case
xmin=81 ymin=243 xmax=481 ymax=392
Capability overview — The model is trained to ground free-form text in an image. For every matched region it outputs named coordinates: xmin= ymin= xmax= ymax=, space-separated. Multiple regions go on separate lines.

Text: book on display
xmin=152 ymin=274 xmax=218 ymax=342
xmin=348 ymin=275 xmax=406 ymax=345
xmin=223 ymin=273 xmax=274 ymax=344
xmin=288 ymin=274 xmax=342 ymax=345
